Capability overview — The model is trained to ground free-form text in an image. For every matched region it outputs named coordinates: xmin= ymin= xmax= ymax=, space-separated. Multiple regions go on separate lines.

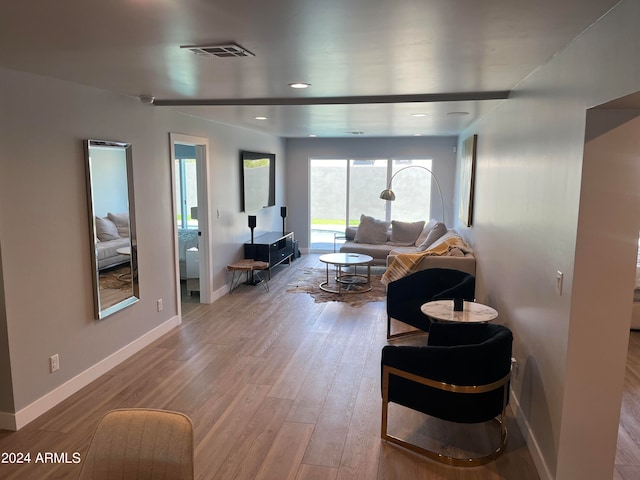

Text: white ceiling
xmin=0 ymin=0 xmax=620 ymax=137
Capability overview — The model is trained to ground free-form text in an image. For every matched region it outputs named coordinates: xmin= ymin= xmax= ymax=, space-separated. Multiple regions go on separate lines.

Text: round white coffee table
xmin=318 ymin=253 xmax=373 ymax=294
xmin=420 ymin=300 xmax=498 ymax=323
xmin=115 ymin=246 xmax=132 ymax=281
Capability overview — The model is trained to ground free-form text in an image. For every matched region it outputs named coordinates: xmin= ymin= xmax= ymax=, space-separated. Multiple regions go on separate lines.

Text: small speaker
xmin=248 ymin=215 xmax=257 ymax=228
xmin=280 ymin=206 xmax=287 ymax=218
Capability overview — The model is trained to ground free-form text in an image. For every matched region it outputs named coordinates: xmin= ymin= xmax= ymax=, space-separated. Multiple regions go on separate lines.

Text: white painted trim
xmin=169 ymin=133 xmax=213 ymax=306
xmin=8 ymin=315 xmax=180 ymax=431
xmin=211 ymin=283 xmax=228 ymax=303
xmin=510 ymin=391 xmax=552 ymax=480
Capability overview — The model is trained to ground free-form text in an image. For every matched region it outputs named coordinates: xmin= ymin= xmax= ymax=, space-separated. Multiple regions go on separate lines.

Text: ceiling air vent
xmin=182 ymin=43 xmax=255 ymax=58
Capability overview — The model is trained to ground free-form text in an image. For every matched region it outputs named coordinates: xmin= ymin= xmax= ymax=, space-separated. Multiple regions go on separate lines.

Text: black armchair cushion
xmin=382 ymin=323 xmax=513 ymax=423
xmin=386 ymin=268 xmax=475 ymax=333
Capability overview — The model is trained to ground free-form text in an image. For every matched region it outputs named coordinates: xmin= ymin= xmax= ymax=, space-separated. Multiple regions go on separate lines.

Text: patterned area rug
xmin=286 ymin=267 xmax=387 ymax=308
xmin=99 ymin=265 xmax=132 ymax=291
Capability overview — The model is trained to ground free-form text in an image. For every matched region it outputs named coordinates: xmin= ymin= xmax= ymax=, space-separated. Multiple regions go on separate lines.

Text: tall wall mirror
xmin=85 ymin=139 xmax=139 ymax=319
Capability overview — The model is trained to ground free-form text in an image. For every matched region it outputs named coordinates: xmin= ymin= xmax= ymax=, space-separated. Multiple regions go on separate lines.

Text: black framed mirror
xmin=85 ymin=139 xmax=139 ymax=319
xmin=240 ymin=150 xmax=276 ymax=212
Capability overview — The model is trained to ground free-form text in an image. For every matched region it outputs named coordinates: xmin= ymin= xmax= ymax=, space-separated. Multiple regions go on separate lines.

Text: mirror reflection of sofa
xmin=95 ymin=213 xmax=131 ymax=270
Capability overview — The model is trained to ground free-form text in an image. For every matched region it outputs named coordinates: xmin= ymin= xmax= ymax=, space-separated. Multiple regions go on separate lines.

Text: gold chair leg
xmin=382 ymin=414 xmax=507 ymax=466
xmin=386 ymin=316 xmax=425 ymax=340
xmin=381 ymin=366 xmax=508 ymax=467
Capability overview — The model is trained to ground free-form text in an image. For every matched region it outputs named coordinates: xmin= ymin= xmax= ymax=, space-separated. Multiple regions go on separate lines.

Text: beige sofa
xmin=95 ymin=213 xmax=131 ymax=270
xmin=338 ymin=216 xmax=475 ymax=275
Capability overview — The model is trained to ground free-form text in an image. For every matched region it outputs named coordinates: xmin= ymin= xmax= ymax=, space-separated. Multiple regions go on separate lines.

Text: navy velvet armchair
xmin=381 ymin=322 xmax=513 ymax=466
xmin=386 ymin=268 xmax=475 ymax=339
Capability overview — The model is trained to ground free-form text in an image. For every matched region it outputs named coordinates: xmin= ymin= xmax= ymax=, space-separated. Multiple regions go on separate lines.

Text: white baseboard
xmin=211 ymin=283 xmax=229 ymax=303
xmin=510 ymin=390 xmax=552 ymax=480
xmin=7 ymin=315 xmax=181 ymax=431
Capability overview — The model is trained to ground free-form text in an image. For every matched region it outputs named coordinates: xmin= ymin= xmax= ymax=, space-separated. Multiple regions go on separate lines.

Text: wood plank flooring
xmin=615 ymin=330 xmax=640 ymax=479
xmin=0 ymin=254 xmax=543 ymax=479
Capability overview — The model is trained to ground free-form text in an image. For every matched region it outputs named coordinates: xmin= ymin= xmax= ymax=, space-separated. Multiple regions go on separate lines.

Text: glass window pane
xmin=184 ymin=159 xmax=198 ymax=229
xmin=175 ymin=159 xmax=183 ymax=228
xmin=310 ymin=159 xmax=347 ymax=251
xmin=348 ymin=159 xmax=387 ymax=224
xmin=389 ymin=159 xmax=434 ymax=222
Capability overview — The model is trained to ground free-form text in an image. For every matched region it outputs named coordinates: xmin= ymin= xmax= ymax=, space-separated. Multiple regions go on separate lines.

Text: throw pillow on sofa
xmin=107 ymin=212 xmax=130 ymax=238
xmin=390 ymin=220 xmax=425 ymax=245
xmin=417 ymin=221 xmax=447 ymax=251
xmin=414 ymin=219 xmax=438 ymax=246
xmin=354 ymin=214 xmax=390 ymax=244
xmin=95 ymin=216 xmax=120 ymax=242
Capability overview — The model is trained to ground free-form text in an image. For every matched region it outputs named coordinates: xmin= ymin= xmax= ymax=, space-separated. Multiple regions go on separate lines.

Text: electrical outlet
xmin=157 ymin=299 xmax=163 ymax=312
xmin=511 ymin=357 xmax=519 ymax=378
xmin=50 ymin=354 xmax=59 ymax=373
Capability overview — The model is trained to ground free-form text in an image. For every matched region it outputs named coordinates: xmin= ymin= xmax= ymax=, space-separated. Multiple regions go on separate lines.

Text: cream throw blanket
xmin=382 ymin=235 xmax=473 ymax=285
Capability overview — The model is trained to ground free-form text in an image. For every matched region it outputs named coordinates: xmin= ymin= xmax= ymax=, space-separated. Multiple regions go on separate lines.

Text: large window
xmin=309 ymin=158 xmax=433 ymax=251
xmin=309 ymin=159 xmax=347 ymax=251
xmin=175 ymin=157 xmax=199 ymax=230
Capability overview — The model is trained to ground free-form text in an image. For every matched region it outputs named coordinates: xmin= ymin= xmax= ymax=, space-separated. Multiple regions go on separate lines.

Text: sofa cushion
xmin=107 ymin=212 xmax=130 ymax=238
xmin=390 ymin=220 xmax=425 ymax=246
xmin=424 ymin=230 xmax=469 ymax=253
xmin=354 ymin=214 xmax=390 ymax=244
xmin=96 ymin=237 xmax=130 ymax=261
xmin=388 ymin=246 xmax=421 ymax=255
xmin=340 ymin=241 xmax=394 ymax=259
xmin=345 ymin=226 xmax=358 ymax=240
xmin=414 ymin=219 xmax=438 ymax=246
xmin=417 ymin=221 xmax=447 ymax=251
xmin=95 ymin=216 xmax=120 ymax=241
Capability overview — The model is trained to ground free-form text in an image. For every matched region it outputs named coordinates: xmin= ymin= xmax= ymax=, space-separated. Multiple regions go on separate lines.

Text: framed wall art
xmin=458 ymin=134 xmax=477 ymax=227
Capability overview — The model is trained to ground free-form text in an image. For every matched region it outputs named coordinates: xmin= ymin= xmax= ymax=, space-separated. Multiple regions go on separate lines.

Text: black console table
xmin=244 ymin=231 xmax=294 ymax=278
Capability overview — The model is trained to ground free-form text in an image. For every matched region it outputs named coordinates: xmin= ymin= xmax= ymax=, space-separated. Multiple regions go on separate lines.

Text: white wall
xmin=453 ymin=1 xmax=640 ymax=478
xmin=0 ymin=65 xmax=283 ymax=425
xmin=285 ymin=136 xmax=458 ymax=250
xmin=559 ymin=110 xmax=640 ymax=479
xmin=90 ymin=146 xmax=129 ymax=218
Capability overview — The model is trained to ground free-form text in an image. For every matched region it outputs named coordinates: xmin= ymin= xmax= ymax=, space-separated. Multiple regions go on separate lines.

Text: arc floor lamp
xmin=379 ymin=165 xmax=446 ymax=224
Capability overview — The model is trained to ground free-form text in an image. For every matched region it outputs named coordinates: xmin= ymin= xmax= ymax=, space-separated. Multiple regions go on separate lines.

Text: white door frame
xmin=169 ymin=133 xmax=213 ymax=311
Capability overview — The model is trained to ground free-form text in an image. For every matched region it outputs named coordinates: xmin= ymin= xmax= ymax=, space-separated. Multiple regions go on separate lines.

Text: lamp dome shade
xmin=379 ymin=189 xmax=396 ymax=201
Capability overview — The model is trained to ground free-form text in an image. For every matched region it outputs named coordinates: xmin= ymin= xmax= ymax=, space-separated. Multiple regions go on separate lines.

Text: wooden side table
xmin=227 ymin=259 xmax=270 ymax=293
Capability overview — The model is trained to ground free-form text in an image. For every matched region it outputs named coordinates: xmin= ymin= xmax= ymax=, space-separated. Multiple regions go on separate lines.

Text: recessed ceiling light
xmin=289 ymin=82 xmax=311 ymax=89
xmin=254 ymin=116 xmax=268 ymax=120
xmin=413 ymin=133 xmax=422 ymax=136
xmin=346 ymin=131 xmax=364 ymax=135
xmin=411 ymin=113 xmax=428 ymax=117
xmin=447 ymin=111 xmax=470 ymax=116
xmin=308 ymin=134 xmax=317 ymax=137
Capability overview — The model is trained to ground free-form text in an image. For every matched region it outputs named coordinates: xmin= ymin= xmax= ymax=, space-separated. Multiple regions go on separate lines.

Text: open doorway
xmin=578 ymin=99 xmax=640 ymax=478
xmin=169 ymin=133 xmax=212 ymax=311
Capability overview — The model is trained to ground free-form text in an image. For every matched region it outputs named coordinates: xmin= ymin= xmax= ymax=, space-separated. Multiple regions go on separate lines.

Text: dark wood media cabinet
xmin=244 ymin=231 xmax=294 ymax=278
